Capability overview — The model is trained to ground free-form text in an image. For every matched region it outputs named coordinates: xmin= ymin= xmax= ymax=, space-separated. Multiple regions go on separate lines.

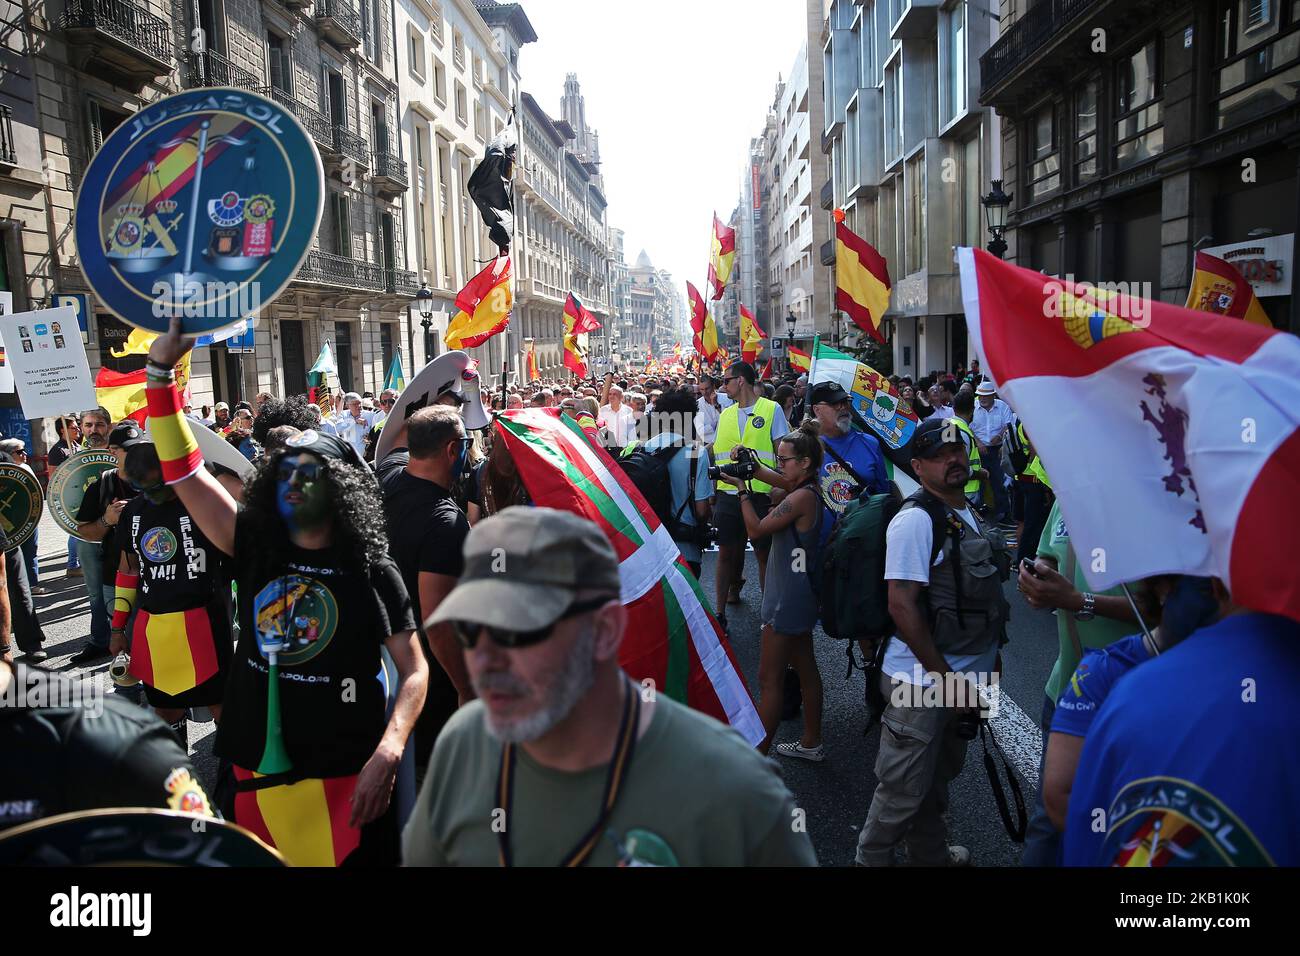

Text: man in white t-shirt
xmin=332 ymin=391 xmax=377 ymax=457
xmin=598 ymin=385 xmax=637 ymax=448
xmin=694 ymin=374 xmax=722 ymax=443
xmin=855 ymin=416 xmax=1011 ymax=868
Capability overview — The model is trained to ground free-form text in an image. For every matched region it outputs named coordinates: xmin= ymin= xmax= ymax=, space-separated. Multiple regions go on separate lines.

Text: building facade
xmin=982 ymin=0 xmax=1299 ymax=333
xmin=821 ymin=0 xmax=999 ymax=378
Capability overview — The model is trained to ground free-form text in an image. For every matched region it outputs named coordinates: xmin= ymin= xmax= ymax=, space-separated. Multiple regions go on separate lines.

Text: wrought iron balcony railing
xmin=184 ymin=49 xmax=261 ymax=91
xmin=316 ymin=0 xmax=363 ymax=49
xmin=0 ymin=106 xmax=16 ymax=166
xmin=260 ymin=87 xmax=333 ymax=149
xmin=60 ymin=0 xmax=172 ymax=71
xmin=333 ymin=124 xmax=369 ymax=167
xmin=297 ymin=249 xmax=386 ymax=291
xmin=386 ymin=268 xmax=419 ymax=296
xmin=980 ymin=0 xmax=1100 ymax=95
xmin=372 ymin=151 xmax=409 ymax=193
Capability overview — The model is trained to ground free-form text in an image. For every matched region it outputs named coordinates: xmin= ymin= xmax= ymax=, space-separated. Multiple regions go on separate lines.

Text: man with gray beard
xmin=402 ymin=507 xmax=815 ymax=867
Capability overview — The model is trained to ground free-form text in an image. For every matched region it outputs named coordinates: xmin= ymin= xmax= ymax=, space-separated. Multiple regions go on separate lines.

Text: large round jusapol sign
xmin=74 ymin=88 xmax=324 ymax=337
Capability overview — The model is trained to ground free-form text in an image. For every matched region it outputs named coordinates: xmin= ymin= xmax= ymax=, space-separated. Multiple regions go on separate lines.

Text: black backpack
xmin=620 ymin=443 xmax=693 ymax=539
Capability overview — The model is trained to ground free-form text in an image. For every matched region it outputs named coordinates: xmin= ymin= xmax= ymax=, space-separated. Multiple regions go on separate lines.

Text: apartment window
xmin=885 ymin=62 xmax=904 ymax=161
xmin=905 ymin=156 xmax=925 ymax=275
xmin=1215 ymin=0 xmax=1300 ymax=129
xmin=942 ymin=2 xmax=967 ymax=123
xmin=474 ymin=102 xmax=485 ymax=141
xmin=1114 ymin=41 xmax=1163 ymax=168
xmin=331 ymin=192 xmax=352 ymax=257
xmin=335 ymin=322 xmax=354 ymax=392
xmin=408 ymin=28 xmax=425 ymax=81
xmin=1075 ymin=78 xmax=1099 ymax=180
xmin=961 ymin=134 xmax=981 ymax=249
xmin=472 ymin=54 xmax=483 ymax=86
xmin=267 ymin=32 xmax=291 ymax=94
xmin=453 ymin=30 xmax=465 ymax=70
xmin=455 ymin=82 xmax=467 ymax=125
xmin=434 ymin=61 xmax=447 ymax=104
xmin=1026 ymin=103 xmax=1060 ymax=200
xmin=429 ymin=8 xmax=443 ymax=44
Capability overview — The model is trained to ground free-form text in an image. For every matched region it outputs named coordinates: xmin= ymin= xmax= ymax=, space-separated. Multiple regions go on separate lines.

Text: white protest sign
xmin=0 ymin=306 xmax=97 ymax=418
xmin=0 ymin=292 xmax=14 ymax=392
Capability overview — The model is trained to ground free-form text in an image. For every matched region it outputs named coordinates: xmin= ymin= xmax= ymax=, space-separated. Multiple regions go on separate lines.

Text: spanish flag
xmin=789 ymin=345 xmax=811 ymax=373
xmin=686 ymin=281 xmax=709 ymax=355
xmin=232 ymin=767 xmax=362 ymax=867
xmin=708 ymin=213 xmax=736 ymax=300
xmin=740 ymin=305 xmax=767 ymax=363
xmin=760 ymin=359 xmax=774 ymax=380
xmin=564 ymin=292 xmax=601 ymax=334
xmin=563 ymin=310 xmax=588 ymax=379
xmin=834 ymin=210 xmax=891 ymax=343
xmin=1185 ymin=251 xmax=1272 ymax=327
xmin=445 ymin=255 xmax=512 ymax=349
xmin=523 ymin=338 xmax=540 ymax=383
xmin=128 ymin=608 xmax=220 ymax=697
xmin=95 ymin=352 xmax=192 ymax=425
xmin=701 ymin=312 xmax=720 ymax=363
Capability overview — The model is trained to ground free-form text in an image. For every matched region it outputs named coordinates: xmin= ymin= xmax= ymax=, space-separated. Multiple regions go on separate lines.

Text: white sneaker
xmin=774 ymin=741 xmax=825 ymax=763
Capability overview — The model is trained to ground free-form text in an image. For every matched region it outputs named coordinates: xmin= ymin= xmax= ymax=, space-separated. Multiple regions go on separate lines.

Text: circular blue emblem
xmin=74 ymin=88 xmax=324 ymax=337
xmin=752 ymin=416 xmax=765 ymax=429
xmin=140 ymin=526 xmax=178 ymax=563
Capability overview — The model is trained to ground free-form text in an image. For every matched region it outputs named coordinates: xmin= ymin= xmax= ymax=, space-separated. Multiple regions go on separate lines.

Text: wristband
xmin=112 ymin=571 xmax=140 ymax=631
xmin=145 ymin=362 xmax=176 ymax=381
xmin=146 ymin=379 xmax=204 ymax=483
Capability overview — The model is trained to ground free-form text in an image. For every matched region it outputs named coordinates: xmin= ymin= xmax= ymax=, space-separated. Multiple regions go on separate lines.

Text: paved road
xmin=31 ymin=506 xmax=1067 ymax=867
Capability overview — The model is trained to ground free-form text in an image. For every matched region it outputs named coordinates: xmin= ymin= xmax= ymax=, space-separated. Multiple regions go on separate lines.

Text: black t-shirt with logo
xmin=120 ymin=495 xmax=228 ymax=618
xmin=214 ymin=514 xmax=417 ymax=778
xmin=377 ymin=451 xmax=470 ymax=754
xmin=75 ymin=469 xmax=139 ymax=578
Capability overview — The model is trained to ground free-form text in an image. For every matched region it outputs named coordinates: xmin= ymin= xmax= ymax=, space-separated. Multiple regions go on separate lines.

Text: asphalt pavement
xmin=29 ymin=505 xmax=1067 ymax=867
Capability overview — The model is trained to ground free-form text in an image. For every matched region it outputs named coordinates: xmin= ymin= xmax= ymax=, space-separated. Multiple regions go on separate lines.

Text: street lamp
xmin=414 ymin=283 xmax=434 ymax=362
xmin=982 ymin=179 xmax=1013 ymax=260
xmin=785 ymin=308 xmax=797 ymax=374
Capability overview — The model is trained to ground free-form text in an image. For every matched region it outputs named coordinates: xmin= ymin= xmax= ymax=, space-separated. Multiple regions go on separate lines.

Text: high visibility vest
xmin=951 ymin=416 xmax=982 ymax=495
xmin=1017 ymin=421 xmax=1052 ymax=488
xmin=620 ymin=440 xmax=640 ymax=459
xmin=714 ymin=397 xmax=779 ymax=494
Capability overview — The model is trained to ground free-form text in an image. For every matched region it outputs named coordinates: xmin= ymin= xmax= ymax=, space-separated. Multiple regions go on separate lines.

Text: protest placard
xmin=0 ymin=306 xmax=97 ymax=418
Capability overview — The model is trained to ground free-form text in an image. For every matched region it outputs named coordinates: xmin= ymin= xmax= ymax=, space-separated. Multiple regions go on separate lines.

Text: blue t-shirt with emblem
xmin=817 ymin=430 xmax=888 ymax=547
xmin=1064 ymin=613 xmax=1300 ymax=867
xmin=1051 ymin=634 xmax=1151 ymax=738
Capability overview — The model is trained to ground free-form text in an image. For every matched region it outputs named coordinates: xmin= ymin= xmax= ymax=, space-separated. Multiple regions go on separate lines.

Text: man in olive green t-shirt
xmin=1016 ymin=498 xmax=1140 ymax=866
xmin=403 ymin=506 xmax=816 ymax=867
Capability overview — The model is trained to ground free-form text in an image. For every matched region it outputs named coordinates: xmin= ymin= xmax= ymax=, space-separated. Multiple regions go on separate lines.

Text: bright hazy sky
xmin=517 ymin=0 xmax=807 ymax=302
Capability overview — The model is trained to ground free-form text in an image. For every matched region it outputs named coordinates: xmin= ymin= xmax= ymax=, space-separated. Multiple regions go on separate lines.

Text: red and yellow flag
xmin=789 ymin=345 xmax=811 ymax=373
xmin=523 ymin=338 xmax=540 ymax=383
xmin=562 ymin=308 xmax=588 ymax=379
xmin=445 ymin=255 xmax=512 ymax=349
xmin=564 ymin=292 xmax=602 ymax=334
xmin=701 ymin=312 xmax=720 ymax=362
xmin=707 ymin=213 xmax=736 ymax=300
xmin=232 ymin=768 xmax=361 ymax=867
xmin=128 ymin=608 xmax=220 ymax=697
xmin=834 ymin=210 xmax=891 ymax=343
xmin=740 ymin=305 xmax=767 ymax=363
xmin=1185 ymin=251 xmax=1272 ymax=327
xmin=760 ymin=359 xmax=774 ymax=380
xmin=686 ymin=281 xmax=708 ymax=356
xmin=95 ymin=352 xmax=192 ymax=425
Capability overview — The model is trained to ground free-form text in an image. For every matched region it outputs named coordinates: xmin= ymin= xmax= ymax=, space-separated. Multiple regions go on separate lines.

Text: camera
xmin=707 ymin=445 xmax=758 ymax=482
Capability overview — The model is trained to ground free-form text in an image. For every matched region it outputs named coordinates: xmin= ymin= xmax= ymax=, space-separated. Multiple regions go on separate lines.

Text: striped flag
xmin=445 ymin=255 xmax=512 ymax=349
xmin=789 ymin=345 xmax=811 ymax=373
xmin=523 ymin=338 xmax=540 ymax=383
xmin=384 ymin=353 xmax=405 ymax=392
xmin=232 ymin=768 xmax=361 ymax=867
xmin=1185 ymin=251 xmax=1272 ymax=327
xmin=495 ymin=409 xmax=763 ymax=745
xmin=834 ymin=210 xmax=892 ymax=343
xmin=707 ymin=213 xmax=736 ymax=300
xmin=564 ymin=292 xmax=602 ymax=334
xmin=686 ymin=281 xmax=708 ymax=356
xmin=128 ymin=608 xmax=219 ymax=697
xmin=740 ymin=305 xmax=767 ymax=363
xmin=95 ymin=352 xmax=192 ymax=425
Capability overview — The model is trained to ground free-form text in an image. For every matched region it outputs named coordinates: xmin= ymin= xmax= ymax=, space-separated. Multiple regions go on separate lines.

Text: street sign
xmin=74 ymin=88 xmax=324 ymax=337
xmin=769 ymin=338 xmax=786 ymax=355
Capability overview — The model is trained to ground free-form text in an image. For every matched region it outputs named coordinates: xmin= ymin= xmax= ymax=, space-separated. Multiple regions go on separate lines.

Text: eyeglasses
xmin=775 ymin=455 xmax=806 ymax=466
xmin=277 ymin=460 xmax=321 ymax=483
xmin=129 ymin=476 xmax=166 ymax=495
xmin=450 ymin=595 xmax=615 ymax=649
xmin=380 ymin=398 xmax=395 ymax=407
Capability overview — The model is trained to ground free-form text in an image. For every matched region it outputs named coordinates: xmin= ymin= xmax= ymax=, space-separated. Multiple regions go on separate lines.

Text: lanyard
xmin=495 ymin=679 xmax=640 ymax=867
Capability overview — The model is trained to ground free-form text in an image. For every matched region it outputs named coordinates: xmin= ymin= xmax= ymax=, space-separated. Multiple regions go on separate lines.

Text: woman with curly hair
xmin=139 ymin=320 xmax=428 ymax=867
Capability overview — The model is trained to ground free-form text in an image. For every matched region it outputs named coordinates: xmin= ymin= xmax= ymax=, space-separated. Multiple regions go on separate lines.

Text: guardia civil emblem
xmin=0 ymin=462 xmax=43 ymax=551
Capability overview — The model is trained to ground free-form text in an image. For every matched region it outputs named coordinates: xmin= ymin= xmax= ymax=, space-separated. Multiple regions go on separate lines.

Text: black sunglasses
xmin=451 ymin=595 xmax=615 ymax=650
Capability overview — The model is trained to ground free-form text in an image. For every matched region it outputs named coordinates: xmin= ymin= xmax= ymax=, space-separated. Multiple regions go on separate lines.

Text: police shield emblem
xmin=47 ymin=449 xmax=120 ymax=540
xmin=0 ymin=462 xmax=43 ymax=550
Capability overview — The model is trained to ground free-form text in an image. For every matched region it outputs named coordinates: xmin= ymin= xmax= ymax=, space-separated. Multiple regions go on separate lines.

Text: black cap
xmin=108 ymin=422 xmax=148 ymax=450
xmin=282 ymin=428 xmax=364 ymax=469
xmin=808 ymin=381 xmax=851 ymax=406
xmin=911 ymin=416 xmax=968 ymax=459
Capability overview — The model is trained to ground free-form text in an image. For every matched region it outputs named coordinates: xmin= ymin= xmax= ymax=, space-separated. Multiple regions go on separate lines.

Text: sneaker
xmin=774 ymin=741 xmax=825 ymax=762
xmin=947 ymin=845 xmax=972 ymax=867
xmin=69 ymin=644 xmax=111 ymax=666
xmin=21 ymin=649 xmax=49 ymax=664
xmin=31 ymin=586 xmax=49 ymax=596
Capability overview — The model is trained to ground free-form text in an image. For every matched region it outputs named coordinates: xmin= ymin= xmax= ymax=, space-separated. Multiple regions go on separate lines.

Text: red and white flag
xmin=957 ymin=247 xmax=1300 ymax=622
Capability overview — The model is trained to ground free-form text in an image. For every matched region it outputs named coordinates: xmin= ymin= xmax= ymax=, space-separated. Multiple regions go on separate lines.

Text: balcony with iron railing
xmin=332 ymin=124 xmax=369 ymax=168
xmin=316 ymin=0 xmax=363 ymax=50
xmin=60 ymin=0 xmax=172 ymax=89
xmin=184 ymin=49 xmax=261 ymax=91
xmin=0 ymin=106 xmax=16 ymax=166
xmin=980 ymin=0 xmax=1104 ymax=103
xmin=260 ymin=86 xmax=333 ymax=150
xmin=372 ymin=150 xmax=409 ymax=198
xmin=297 ymin=249 xmax=386 ymax=291
xmin=386 ymin=268 xmax=419 ymax=296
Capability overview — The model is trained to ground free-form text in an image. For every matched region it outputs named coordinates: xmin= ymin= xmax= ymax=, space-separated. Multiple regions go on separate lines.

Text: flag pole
xmin=1119 ymin=582 xmax=1155 ymax=642
xmin=503 ymin=101 xmax=518 ymax=415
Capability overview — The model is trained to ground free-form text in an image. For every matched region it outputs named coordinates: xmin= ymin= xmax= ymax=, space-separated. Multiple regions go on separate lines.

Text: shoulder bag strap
xmin=820 ymin=437 xmax=869 ymax=489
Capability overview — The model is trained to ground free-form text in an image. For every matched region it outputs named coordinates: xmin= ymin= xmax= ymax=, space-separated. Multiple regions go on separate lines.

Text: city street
xmin=36 ymin=502 xmax=1060 ymax=868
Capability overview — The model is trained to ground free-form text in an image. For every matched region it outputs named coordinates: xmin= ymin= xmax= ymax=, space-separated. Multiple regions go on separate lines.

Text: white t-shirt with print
xmin=882 ymin=504 xmax=998 ymax=686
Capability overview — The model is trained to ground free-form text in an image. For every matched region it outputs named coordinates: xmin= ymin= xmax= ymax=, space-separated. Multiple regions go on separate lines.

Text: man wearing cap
xmin=855 ymin=417 xmax=1010 ymax=867
xmin=806 ymin=381 xmax=888 ymax=528
xmin=70 ymin=422 xmax=144 ymax=665
xmin=139 ymin=321 xmax=429 ymax=866
xmin=712 ymin=361 xmax=787 ymax=625
xmin=403 ymin=507 xmax=817 ymax=867
xmin=972 ymin=380 xmax=1015 ymax=524
xmin=210 ymin=403 xmax=232 ymax=434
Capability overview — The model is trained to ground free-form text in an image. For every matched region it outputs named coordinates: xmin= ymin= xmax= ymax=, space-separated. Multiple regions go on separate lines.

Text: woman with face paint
xmin=111 ymin=443 xmax=231 ymax=744
xmin=143 ymin=318 xmax=428 ymax=867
